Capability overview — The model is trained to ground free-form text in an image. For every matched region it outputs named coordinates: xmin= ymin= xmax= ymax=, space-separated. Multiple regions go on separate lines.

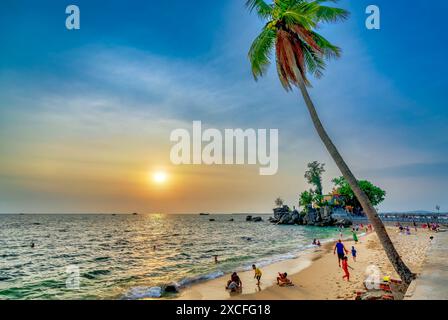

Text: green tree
xmin=332 ymin=176 xmax=386 ymax=209
xmin=299 ymin=190 xmax=313 ymax=209
xmin=275 ymin=197 xmax=284 ymax=207
xmin=246 ymin=0 xmax=414 ymax=284
xmin=304 ymin=161 xmax=325 ymax=195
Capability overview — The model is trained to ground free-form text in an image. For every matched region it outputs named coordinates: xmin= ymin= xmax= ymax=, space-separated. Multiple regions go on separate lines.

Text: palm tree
xmin=246 ymin=0 xmax=414 ymax=285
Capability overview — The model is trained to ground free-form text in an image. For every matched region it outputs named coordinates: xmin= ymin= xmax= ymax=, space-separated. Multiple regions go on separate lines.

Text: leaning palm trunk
xmin=296 ymin=76 xmax=415 ymax=286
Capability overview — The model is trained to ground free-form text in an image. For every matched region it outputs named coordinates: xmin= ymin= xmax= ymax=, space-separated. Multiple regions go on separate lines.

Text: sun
xmin=152 ymin=171 xmax=168 ymax=184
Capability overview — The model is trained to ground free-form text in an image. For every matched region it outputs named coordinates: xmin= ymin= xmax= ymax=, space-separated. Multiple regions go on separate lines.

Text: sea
xmin=0 ymin=213 xmax=348 ymax=300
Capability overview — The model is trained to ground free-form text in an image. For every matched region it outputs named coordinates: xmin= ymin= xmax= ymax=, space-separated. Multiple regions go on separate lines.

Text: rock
xmin=272 ymin=204 xmax=355 ymax=227
xmin=164 ymin=284 xmax=179 ymax=293
xmin=246 ymin=215 xmax=253 ymax=221
xmin=290 ymin=210 xmax=304 ymax=225
xmin=228 ymin=218 xmax=234 ymax=221
xmin=279 ymin=214 xmax=292 ymax=224
xmin=252 ymin=217 xmax=263 ymax=222
xmin=209 ymin=219 xmax=215 ymax=221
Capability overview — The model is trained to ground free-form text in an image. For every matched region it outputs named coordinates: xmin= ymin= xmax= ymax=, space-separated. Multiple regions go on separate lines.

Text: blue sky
xmin=0 ymin=0 xmax=447 ymax=213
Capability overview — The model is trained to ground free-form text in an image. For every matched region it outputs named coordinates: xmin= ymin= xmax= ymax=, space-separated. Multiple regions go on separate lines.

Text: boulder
xmin=246 ymin=215 xmax=253 ymax=221
xmin=268 ymin=217 xmax=278 ymax=223
xmin=290 ymin=210 xmax=304 ymax=225
xmin=252 ymin=216 xmax=263 ymax=222
xmin=279 ymin=214 xmax=292 ymax=224
xmin=164 ymin=284 xmax=179 ymax=293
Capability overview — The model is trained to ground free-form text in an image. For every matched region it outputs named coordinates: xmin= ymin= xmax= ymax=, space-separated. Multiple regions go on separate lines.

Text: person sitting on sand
xmin=341 ymin=256 xmax=353 ymax=281
xmin=226 ymin=272 xmax=242 ymax=292
xmin=351 ymin=246 xmax=357 ymax=262
xmin=334 ymin=239 xmax=349 ymax=267
xmin=252 ymin=264 xmax=262 ymax=286
xmin=277 ymin=272 xmax=293 ymax=286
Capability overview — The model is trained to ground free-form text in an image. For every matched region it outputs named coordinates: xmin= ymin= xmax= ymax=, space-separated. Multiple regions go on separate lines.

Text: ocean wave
xmin=176 ymin=270 xmax=225 ymax=288
xmin=122 ymin=286 xmax=162 ymax=299
xmin=83 ymin=269 xmax=111 ymax=279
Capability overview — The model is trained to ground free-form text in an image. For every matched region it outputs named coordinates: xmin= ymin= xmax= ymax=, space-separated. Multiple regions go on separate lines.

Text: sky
xmin=0 ymin=0 xmax=447 ymax=213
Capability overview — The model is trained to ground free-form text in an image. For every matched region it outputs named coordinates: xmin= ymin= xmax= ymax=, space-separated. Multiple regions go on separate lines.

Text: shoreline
xmin=174 ymin=227 xmax=433 ymax=300
xmin=173 ymin=232 xmax=360 ymax=300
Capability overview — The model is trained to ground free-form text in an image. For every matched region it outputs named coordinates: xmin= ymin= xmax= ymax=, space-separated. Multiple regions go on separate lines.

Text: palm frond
xmin=246 ymin=0 xmax=274 ymax=19
xmin=248 ymin=26 xmax=277 ymax=79
xmin=311 ymin=31 xmax=341 ymax=59
xmin=313 ymin=5 xmax=349 ymax=23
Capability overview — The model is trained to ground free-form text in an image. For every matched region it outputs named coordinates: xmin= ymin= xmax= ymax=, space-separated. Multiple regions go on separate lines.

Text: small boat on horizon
xmin=199 ymin=213 xmax=210 ymax=216
xmin=132 ymin=212 xmax=138 ymax=215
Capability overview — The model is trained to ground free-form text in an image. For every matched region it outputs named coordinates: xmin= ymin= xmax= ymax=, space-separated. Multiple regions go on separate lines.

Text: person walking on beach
xmin=352 ymin=230 xmax=358 ymax=243
xmin=252 ymin=264 xmax=262 ymax=286
xmin=341 ymin=256 xmax=353 ymax=281
xmin=334 ymin=239 xmax=348 ymax=267
xmin=351 ymin=246 xmax=357 ymax=262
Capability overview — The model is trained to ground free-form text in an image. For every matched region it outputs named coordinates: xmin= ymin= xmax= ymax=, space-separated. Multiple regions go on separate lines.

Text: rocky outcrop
xmin=271 ymin=205 xmax=353 ymax=227
xmin=271 ymin=205 xmax=303 ymax=225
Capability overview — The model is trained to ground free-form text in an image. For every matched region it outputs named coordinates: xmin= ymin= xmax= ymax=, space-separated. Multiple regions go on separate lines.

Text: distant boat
xmin=199 ymin=213 xmax=210 ymax=216
xmin=209 ymin=218 xmax=215 ymax=221
xmin=132 ymin=212 xmax=138 ymax=215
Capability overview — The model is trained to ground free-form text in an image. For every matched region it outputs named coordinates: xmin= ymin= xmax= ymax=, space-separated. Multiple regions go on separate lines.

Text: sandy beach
xmin=176 ymin=227 xmax=433 ymax=300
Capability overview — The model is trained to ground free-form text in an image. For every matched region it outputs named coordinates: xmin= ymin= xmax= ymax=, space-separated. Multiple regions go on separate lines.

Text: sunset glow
xmin=152 ymin=171 xmax=168 ymax=184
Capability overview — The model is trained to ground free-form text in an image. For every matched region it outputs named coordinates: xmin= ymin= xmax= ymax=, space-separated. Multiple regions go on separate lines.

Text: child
xmin=252 ymin=264 xmax=262 ymax=286
xmin=351 ymin=246 xmax=357 ymax=262
xmin=341 ymin=256 xmax=353 ymax=281
xmin=276 ymin=272 xmax=293 ymax=286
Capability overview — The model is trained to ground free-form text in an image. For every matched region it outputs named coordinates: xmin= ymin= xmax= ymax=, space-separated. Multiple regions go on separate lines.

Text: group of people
xmin=226 ymin=226 xmax=369 ymax=292
xmin=423 ymin=222 xmax=440 ymax=232
xmin=397 ymin=221 xmax=441 ymax=233
xmin=352 ymin=223 xmax=373 ymax=234
xmin=334 ymin=239 xmax=357 ymax=281
xmin=225 ymin=264 xmax=293 ymax=293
